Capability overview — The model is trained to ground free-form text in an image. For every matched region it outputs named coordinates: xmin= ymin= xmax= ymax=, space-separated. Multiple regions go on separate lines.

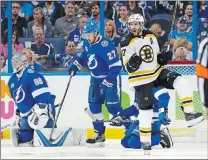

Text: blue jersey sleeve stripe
xmin=154 ymin=89 xmax=168 ymax=100
xmin=32 ymin=87 xmax=50 ymax=98
xmin=109 ymin=60 xmax=122 ymax=68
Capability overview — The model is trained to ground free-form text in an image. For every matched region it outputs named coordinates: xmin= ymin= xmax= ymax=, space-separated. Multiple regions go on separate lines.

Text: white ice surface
xmin=1 ymin=140 xmax=208 ymax=159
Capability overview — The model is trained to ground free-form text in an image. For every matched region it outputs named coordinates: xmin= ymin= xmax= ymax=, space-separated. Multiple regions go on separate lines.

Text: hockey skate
xmin=181 ymin=106 xmax=204 ymax=127
xmin=160 ymin=127 xmax=173 ymax=148
xmin=185 ymin=112 xmax=204 ymax=128
xmin=141 ymin=142 xmax=151 ymax=155
xmin=86 ymin=129 xmax=105 ymax=147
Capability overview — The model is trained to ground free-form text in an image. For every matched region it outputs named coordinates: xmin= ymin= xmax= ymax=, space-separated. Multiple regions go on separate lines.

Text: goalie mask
xmin=12 ymin=53 xmax=28 ymax=73
xmin=128 ymin=14 xmax=144 ymax=36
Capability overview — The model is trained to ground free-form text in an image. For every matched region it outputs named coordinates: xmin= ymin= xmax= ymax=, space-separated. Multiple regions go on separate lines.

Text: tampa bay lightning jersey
xmin=79 ymin=36 xmax=122 ymax=79
xmin=8 ymin=67 xmax=51 ymax=114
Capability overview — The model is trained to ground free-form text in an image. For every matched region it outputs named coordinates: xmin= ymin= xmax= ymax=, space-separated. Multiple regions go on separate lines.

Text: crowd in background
xmin=1 ymin=0 xmax=208 ymax=73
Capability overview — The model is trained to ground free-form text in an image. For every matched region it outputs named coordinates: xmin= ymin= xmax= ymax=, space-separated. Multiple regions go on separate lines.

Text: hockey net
xmin=164 ymin=61 xmax=207 ymax=143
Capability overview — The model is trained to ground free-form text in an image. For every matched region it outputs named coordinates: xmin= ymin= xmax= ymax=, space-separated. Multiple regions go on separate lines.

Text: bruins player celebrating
xmin=121 ymin=14 xmax=204 ymax=154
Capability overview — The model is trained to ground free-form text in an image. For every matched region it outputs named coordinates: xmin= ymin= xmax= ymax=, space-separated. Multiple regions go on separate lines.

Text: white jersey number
xmin=34 ymin=78 xmax=43 ymax=86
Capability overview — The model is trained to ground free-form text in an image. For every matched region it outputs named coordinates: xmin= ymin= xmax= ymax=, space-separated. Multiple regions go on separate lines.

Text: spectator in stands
xmin=66 ymin=15 xmax=89 ymax=46
xmin=31 ymin=27 xmax=55 ymax=68
xmin=149 ymin=23 xmax=166 ymax=50
xmin=90 ymin=1 xmax=102 ymax=31
xmin=28 ymin=7 xmax=52 ymax=38
xmin=18 ymin=1 xmax=34 ymax=22
xmin=198 ymin=0 xmax=208 ymax=40
xmin=114 ymin=4 xmax=129 ymax=37
xmin=154 ymin=1 xmax=176 ymax=15
xmin=31 ymin=27 xmax=54 ymax=56
xmin=0 ymin=53 xmax=8 ymax=73
xmin=169 ymin=16 xmax=192 ymax=50
xmin=104 ymin=20 xmax=122 ymax=54
xmin=39 ymin=40 xmax=77 ymax=68
xmin=37 ymin=0 xmax=65 ymax=26
xmin=128 ymin=0 xmax=144 ymax=17
xmin=104 ymin=1 xmax=116 ymax=20
xmin=172 ymin=38 xmax=193 ymax=60
xmin=54 ymin=1 xmax=79 ymax=39
xmin=0 ymin=29 xmax=24 ymax=60
xmin=1 ymin=2 xmax=27 ymax=37
xmin=4 ymin=1 xmax=34 ymax=22
xmin=184 ymin=4 xmax=205 ymax=35
xmin=21 ymin=48 xmax=42 ymax=72
xmin=138 ymin=1 xmax=155 ymax=21
xmin=1 ymin=2 xmax=7 ymax=21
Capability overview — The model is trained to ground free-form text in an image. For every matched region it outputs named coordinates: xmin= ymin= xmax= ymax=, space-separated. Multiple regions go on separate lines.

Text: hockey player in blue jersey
xmin=111 ymin=88 xmax=173 ymax=149
xmin=68 ymin=20 xmax=123 ymax=147
xmin=8 ymin=53 xmax=55 ymax=146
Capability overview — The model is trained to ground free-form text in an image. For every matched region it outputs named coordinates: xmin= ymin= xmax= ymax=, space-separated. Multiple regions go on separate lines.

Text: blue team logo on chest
xmin=87 ymin=54 xmax=98 ymax=69
xmin=13 ymin=85 xmax=26 ymax=103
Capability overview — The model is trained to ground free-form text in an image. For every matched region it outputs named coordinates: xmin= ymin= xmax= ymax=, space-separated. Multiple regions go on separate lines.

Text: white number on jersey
xmin=107 ymin=50 xmax=116 ymax=60
xmin=34 ymin=78 xmax=43 ymax=86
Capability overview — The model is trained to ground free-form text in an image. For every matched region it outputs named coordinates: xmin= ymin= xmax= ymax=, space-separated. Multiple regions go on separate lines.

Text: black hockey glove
xmin=157 ymin=51 xmax=173 ymax=66
xmin=126 ymin=53 xmax=142 ymax=73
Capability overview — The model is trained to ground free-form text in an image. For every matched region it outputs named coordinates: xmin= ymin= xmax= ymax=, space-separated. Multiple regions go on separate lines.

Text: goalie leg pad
xmin=19 ymin=117 xmax=34 ymax=143
xmin=33 ymin=128 xmax=86 ymax=147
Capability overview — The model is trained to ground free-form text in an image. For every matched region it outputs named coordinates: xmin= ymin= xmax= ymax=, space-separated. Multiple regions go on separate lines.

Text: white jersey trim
xmin=32 ymin=87 xmax=49 ymax=98
xmin=109 ymin=60 xmax=122 ymax=68
xmin=154 ymin=89 xmax=168 ymax=100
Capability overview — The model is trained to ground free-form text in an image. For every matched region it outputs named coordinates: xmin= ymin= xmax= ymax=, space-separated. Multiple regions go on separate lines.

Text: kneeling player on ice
xmin=8 ymin=53 xmax=55 ymax=146
xmin=68 ymin=20 xmax=123 ymax=147
xmin=113 ymin=88 xmax=173 ymax=149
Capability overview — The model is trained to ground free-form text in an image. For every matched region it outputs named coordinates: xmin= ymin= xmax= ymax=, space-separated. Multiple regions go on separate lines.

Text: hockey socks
xmin=173 ymin=76 xmax=195 ymax=113
xmin=139 ymin=109 xmax=153 ymax=143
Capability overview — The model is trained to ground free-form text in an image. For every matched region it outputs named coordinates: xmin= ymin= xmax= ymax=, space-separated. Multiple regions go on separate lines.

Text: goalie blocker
xmin=11 ymin=128 xmax=86 ymax=147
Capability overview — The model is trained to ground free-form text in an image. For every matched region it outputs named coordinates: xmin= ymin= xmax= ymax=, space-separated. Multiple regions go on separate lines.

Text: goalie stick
xmin=49 ymin=72 xmax=74 ymax=142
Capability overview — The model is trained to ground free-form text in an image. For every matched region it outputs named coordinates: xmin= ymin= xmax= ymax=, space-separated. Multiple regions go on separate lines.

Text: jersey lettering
xmin=107 ymin=50 xmax=116 ymax=60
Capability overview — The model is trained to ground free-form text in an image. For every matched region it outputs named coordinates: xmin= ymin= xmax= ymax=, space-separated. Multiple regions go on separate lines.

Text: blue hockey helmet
xmin=82 ymin=20 xmax=98 ymax=39
xmin=11 ymin=53 xmax=28 ymax=73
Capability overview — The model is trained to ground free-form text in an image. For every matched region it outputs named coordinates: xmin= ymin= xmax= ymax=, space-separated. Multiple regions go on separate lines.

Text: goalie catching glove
xmin=28 ymin=103 xmax=52 ymax=129
xmin=126 ymin=53 xmax=142 ymax=73
xmin=157 ymin=50 xmax=173 ymax=66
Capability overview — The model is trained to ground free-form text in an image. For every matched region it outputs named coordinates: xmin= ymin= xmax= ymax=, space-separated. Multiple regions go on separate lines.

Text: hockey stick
xmin=49 ymin=72 xmax=74 ymax=142
xmin=84 ymin=108 xmax=139 ymax=123
xmin=167 ymin=0 xmax=178 ymax=51
xmin=1 ymin=124 xmax=11 ymax=131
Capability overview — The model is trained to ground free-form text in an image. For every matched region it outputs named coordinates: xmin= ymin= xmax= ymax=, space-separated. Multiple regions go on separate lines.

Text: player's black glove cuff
xmin=126 ymin=53 xmax=142 ymax=73
xmin=157 ymin=51 xmax=173 ymax=66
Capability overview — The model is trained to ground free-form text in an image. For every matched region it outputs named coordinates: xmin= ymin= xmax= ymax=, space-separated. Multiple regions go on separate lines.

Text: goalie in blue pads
xmin=112 ymin=88 xmax=173 ymax=149
xmin=8 ymin=53 xmax=55 ymax=147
